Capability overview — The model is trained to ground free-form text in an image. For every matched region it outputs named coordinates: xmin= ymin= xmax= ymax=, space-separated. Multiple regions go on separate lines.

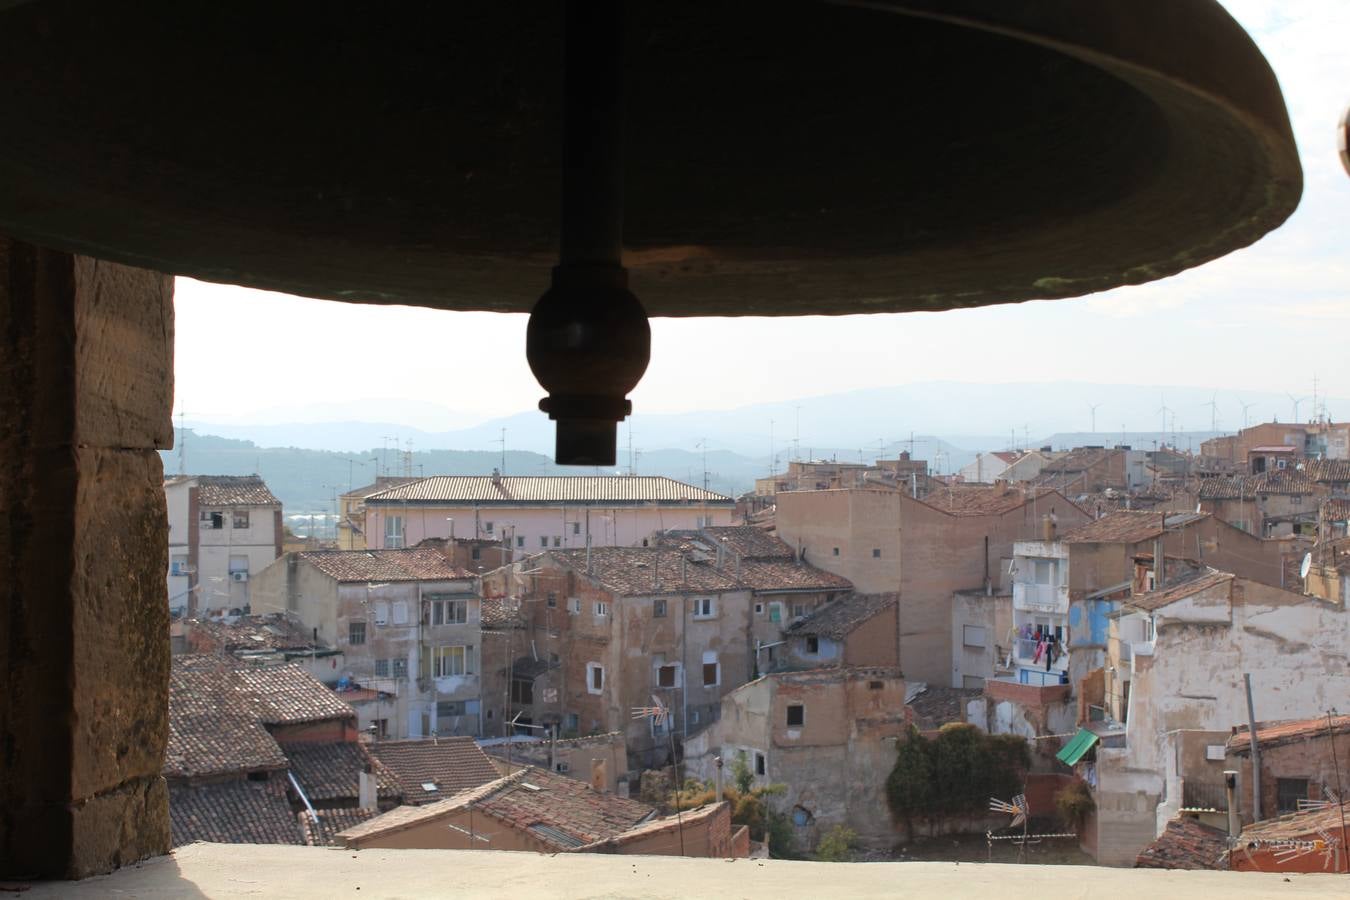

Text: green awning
xmin=1056 ymin=728 xmax=1100 ymax=766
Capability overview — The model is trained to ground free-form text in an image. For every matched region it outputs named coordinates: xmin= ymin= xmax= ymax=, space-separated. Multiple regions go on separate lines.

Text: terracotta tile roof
xmin=919 ymin=484 xmax=1062 ymax=516
xmin=480 ymin=595 xmax=526 ymax=630
xmin=1250 ymin=445 xmax=1298 ymax=453
xmin=549 ymin=547 xmax=743 ymax=596
xmin=166 ymin=659 xmax=289 ymax=778
xmin=367 ymin=737 xmax=501 ymax=805
xmin=300 ymin=548 xmax=474 ymax=583
xmin=231 ymin=664 xmax=358 ymax=725
xmin=366 ymin=475 xmax=731 ymax=505
xmin=301 ymin=808 xmax=380 ymax=847
xmin=698 ymin=526 xmax=795 ymax=560
xmin=575 ymin=801 xmax=728 ymax=852
xmin=1125 ymin=569 xmax=1234 ymax=613
xmin=1321 ymin=498 xmax=1350 ymax=522
xmin=475 ymin=767 xmax=655 ymax=849
xmin=194 ymin=474 xmax=282 ymax=507
xmin=906 ymin=685 xmax=981 ymax=730
xmin=1226 ymin=715 xmax=1350 ymax=754
xmin=1198 ymin=471 xmax=1318 ymax=500
xmin=1237 ymin=801 xmax=1350 ymax=843
xmin=1038 ymin=448 xmax=1117 ymax=475
xmin=736 ymin=558 xmax=853 ymax=593
xmin=281 ymin=741 xmax=401 ymax=803
xmin=1301 ymin=459 xmax=1350 ymax=484
xmin=184 ymin=614 xmax=319 ymax=654
xmin=338 ymin=773 xmax=528 ymax=843
xmin=1061 ymin=510 xmax=1207 ymax=544
xmin=168 ymin=777 xmax=303 ymax=847
xmin=1134 ymin=816 xmax=1227 ymax=870
xmin=340 ymin=476 xmax=420 ymax=500
xmin=787 ymin=593 xmax=895 ymax=640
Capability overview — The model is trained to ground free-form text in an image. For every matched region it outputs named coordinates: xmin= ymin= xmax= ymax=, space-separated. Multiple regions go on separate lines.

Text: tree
xmin=885 ymin=726 xmax=935 ymax=840
xmin=815 ymin=824 xmax=859 ymax=862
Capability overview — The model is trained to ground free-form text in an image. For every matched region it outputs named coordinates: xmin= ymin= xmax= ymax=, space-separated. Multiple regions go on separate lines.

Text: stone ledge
xmin=15 ymin=842 xmax=1347 ymax=898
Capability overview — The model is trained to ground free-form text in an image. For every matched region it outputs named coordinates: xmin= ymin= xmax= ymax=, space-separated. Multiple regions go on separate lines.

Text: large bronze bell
xmin=0 ymin=1 xmax=1300 ymax=463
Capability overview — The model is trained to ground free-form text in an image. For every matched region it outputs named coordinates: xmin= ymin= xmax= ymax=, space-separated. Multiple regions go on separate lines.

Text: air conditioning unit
xmin=230 ymin=571 xmax=249 ymax=582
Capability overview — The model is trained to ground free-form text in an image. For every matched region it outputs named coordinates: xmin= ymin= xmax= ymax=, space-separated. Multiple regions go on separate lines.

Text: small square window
xmin=483 ymin=521 xmax=494 ymax=533
xmin=233 ymin=510 xmax=250 ymax=529
xmin=872 ymin=548 xmax=880 ymax=558
xmin=541 ymin=536 xmax=549 ymax=548
xmin=786 ymin=704 xmax=804 ymax=727
xmin=832 ymin=547 xmax=840 ymax=556
xmin=572 ymin=522 xmax=581 ymax=535
xmin=547 ymin=591 xmax=557 ymax=608
xmin=755 ymin=752 xmax=766 ymax=776
xmin=754 ymin=602 xmax=764 ymax=615
xmin=657 ymin=664 xmax=679 ymax=688
xmin=587 ymin=663 xmax=605 ymax=693
xmin=517 ymin=536 xmax=525 ymax=548
xmin=392 ymin=658 xmax=408 ymax=678
xmin=553 ymin=536 xmax=562 ymax=548
xmin=693 ymin=597 xmax=716 ymax=619
xmin=348 ymin=622 xmax=366 ymax=646
xmin=374 ymin=658 xmax=390 ymax=677
xmin=653 ymin=598 xmax=667 ymax=618
xmin=703 ymin=662 xmax=719 ymax=686
xmin=471 ymin=546 xmax=481 ymax=560
xmin=806 ymin=636 xmax=819 ymax=654
xmin=868 ymin=680 xmax=884 ymax=690
xmin=594 ymin=601 xmax=609 ymax=617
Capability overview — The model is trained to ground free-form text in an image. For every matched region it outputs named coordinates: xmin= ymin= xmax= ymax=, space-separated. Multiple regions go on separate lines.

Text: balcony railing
xmin=1014 ymin=638 xmax=1068 ymax=671
xmin=1181 ymin=780 xmax=1228 ymax=812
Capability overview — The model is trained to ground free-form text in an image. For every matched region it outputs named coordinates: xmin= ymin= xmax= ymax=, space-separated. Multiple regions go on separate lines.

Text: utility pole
xmin=1243 ymin=673 xmax=1261 ymax=821
xmin=496 ymin=428 xmax=507 ymax=474
xmin=793 ymin=405 xmax=802 ymax=462
xmin=696 ymin=438 xmax=709 ymax=492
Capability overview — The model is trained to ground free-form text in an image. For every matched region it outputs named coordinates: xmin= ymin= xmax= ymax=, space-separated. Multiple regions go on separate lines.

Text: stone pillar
xmin=0 ymin=236 xmax=174 ymax=878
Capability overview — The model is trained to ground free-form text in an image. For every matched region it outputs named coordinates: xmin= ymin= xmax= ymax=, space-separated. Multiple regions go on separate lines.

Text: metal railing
xmin=1181 ymin=780 xmax=1228 ymax=812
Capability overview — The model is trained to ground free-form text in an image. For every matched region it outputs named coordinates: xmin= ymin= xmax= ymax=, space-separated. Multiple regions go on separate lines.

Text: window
xmin=572 ymin=522 xmax=581 ymax=535
xmin=832 ymin=547 xmax=839 ymax=556
xmin=384 ymin=515 xmax=404 ymax=549
xmin=431 ymin=598 xmax=468 ymax=625
xmin=792 ymin=806 xmax=814 ymax=827
xmin=170 ymin=554 xmax=189 ymax=576
xmin=565 ymin=713 xmax=579 ymax=733
xmin=483 ymin=520 xmax=494 ymax=533
xmin=755 ymin=752 xmax=766 ymax=776
xmin=962 ymin=675 xmax=986 ymax=689
xmin=433 ymin=645 xmax=469 ymax=677
xmin=373 ymin=601 xmax=389 ymax=626
xmin=653 ymin=598 xmax=667 ymax=617
xmin=200 ymin=509 xmax=223 ymax=529
xmin=963 ymin=625 xmax=987 ymax=648
xmin=437 ymin=701 xmax=465 ymax=718
xmin=805 ymin=636 xmax=819 ymax=654
xmin=587 ymin=662 xmax=605 ymax=694
xmin=786 ymin=704 xmax=804 ymax=727
xmin=868 ymin=680 xmax=884 ymax=690
xmin=754 ymin=602 xmax=764 ymax=615
xmin=1277 ymin=778 xmax=1309 ymax=813
xmin=348 ymin=622 xmax=366 ymax=645
xmin=872 ymin=548 xmax=880 ymax=558
xmin=657 ymin=664 xmax=680 ymax=688
xmin=693 ymin=596 xmax=716 ymax=619
xmin=391 ymin=601 xmax=409 ymax=625
xmin=232 ymin=509 xmax=250 ymax=529
xmin=540 ymin=536 xmax=548 ymax=548
xmin=547 ymin=591 xmax=557 ymax=608
xmin=568 ymin=597 xmax=581 ymax=614
xmin=517 ymin=535 xmax=525 ymax=548
xmin=511 ymin=678 xmax=534 ymax=705
xmin=1033 ymin=559 xmax=1055 ymax=585
xmin=392 ymin=658 xmax=408 ymax=678
xmin=553 ymin=536 xmax=562 ymax=548
xmin=594 ymin=601 xmax=609 ymax=618
xmin=228 ymin=555 xmax=249 ymax=574
xmin=792 ymin=602 xmax=808 ymax=618
xmin=702 ymin=650 xmax=719 ymax=687
xmin=471 ymin=546 xmax=481 ymax=560
xmin=371 ymin=718 xmax=388 ymax=739
xmin=374 ymin=658 xmax=390 ymax=677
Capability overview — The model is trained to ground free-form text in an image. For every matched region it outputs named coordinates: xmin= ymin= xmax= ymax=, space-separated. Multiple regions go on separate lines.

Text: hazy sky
xmin=174 ymin=1 xmax=1350 ymax=431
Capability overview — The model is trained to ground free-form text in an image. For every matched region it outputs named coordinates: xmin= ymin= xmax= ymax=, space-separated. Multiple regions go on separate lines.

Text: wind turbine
xmin=1156 ymin=396 xmax=1172 ymax=441
xmin=1202 ymin=393 xmax=1220 ymax=433
xmin=1286 ymin=392 xmax=1311 ymax=424
xmin=1089 ymin=403 xmax=1101 ymax=434
xmin=1236 ymin=396 xmax=1257 ymax=430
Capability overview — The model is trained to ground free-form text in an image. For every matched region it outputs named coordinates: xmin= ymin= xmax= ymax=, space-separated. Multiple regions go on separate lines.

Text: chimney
xmin=491 ymin=467 xmax=501 ymax=485
xmin=591 ymin=757 xmax=608 ymax=793
xmin=359 ymin=766 xmax=378 ymax=811
xmin=1223 ymin=770 xmax=1240 ymax=837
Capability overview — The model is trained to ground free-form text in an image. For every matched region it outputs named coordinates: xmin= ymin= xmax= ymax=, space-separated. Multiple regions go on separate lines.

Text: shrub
xmin=886 ymin=725 xmax=1032 ymax=837
xmin=1054 ymin=780 xmax=1095 ymax=832
xmin=815 ymin=824 xmax=859 ymax=862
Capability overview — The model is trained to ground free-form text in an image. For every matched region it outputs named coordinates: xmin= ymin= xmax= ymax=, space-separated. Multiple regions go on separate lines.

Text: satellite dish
xmin=1300 ymin=552 xmax=1312 ymax=580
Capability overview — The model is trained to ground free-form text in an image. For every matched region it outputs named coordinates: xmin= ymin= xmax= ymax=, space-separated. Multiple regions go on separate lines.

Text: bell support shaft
xmin=528 ymin=0 xmax=651 ymax=466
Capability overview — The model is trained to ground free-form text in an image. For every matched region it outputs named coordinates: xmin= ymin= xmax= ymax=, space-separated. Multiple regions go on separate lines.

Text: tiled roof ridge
xmin=365 ymin=474 xmax=733 ymax=504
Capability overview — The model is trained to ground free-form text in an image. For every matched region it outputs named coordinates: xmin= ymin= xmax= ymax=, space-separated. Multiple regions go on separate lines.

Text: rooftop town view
xmin=2 ymin=1 xmax=1349 ymax=897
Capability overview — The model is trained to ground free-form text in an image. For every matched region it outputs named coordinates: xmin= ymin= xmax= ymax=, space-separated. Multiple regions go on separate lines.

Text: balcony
xmin=1181 ymin=779 xmax=1229 ymax=812
xmin=1012 ymin=581 xmax=1068 ymax=615
xmin=1012 ymin=638 xmax=1069 ymax=676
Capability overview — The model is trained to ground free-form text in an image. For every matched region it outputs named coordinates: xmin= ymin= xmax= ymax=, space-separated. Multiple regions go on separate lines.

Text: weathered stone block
xmin=71 ymin=447 xmax=170 ymax=801
xmin=74 ymin=257 xmax=174 ymax=450
xmin=67 ymin=776 xmax=170 ymax=879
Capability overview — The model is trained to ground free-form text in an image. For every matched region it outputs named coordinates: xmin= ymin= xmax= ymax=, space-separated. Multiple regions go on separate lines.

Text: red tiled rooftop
xmin=1227 ymin=715 xmax=1350 ymax=753
xmin=1061 ymin=510 xmax=1208 ymax=544
xmin=191 ymin=474 xmax=282 ymax=507
xmin=168 ymin=777 xmax=303 ymax=848
xmin=1135 ymin=816 xmax=1227 ymax=870
xmin=787 ymin=592 xmax=895 ymax=640
xmin=1125 ymin=569 xmax=1234 ymax=613
xmin=366 ymin=475 xmax=731 ymax=505
xmin=367 ymin=737 xmax=501 ymax=805
xmin=299 ymin=548 xmax=475 ymax=583
xmin=549 ymin=547 xmax=743 ymax=596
